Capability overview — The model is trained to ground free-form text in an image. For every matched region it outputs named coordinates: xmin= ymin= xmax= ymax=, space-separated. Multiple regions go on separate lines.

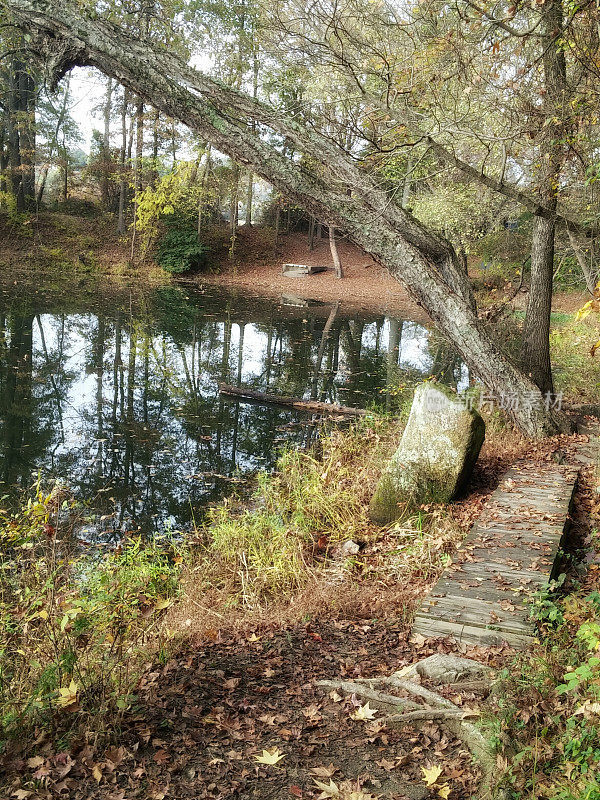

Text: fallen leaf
xmin=311 ymin=764 xmax=337 ymax=778
xmin=56 ymin=679 xmax=78 ymax=708
xmin=422 ymin=764 xmax=443 ymax=786
xmin=352 ymin=702 xmax=378 ymax=721
xmin=313 ymin=778 xmax=339 ymax=798
xmin=254 ymin=747 xmax=286 ymax=765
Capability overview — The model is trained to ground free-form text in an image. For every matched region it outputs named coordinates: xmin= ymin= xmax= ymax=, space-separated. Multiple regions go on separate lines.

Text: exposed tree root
xmin=317 ymin=655 xmax=502 ymax=800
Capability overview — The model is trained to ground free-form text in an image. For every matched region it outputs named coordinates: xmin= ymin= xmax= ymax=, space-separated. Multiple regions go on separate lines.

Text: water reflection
xmin=0 ymin=286 xmax=468 ymax=537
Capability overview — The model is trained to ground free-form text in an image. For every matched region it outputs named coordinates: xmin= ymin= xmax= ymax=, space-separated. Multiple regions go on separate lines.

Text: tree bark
xmin=37 ymin=73 xmax=70 ymax=206
xmin=245 ymin=170 xmax=253 ymax=226
xmin=328 ymin=226 xmax=344 ymax=279
xmin=567 ymin=228 xmax=597 ymax=295
xmin=101 ymin=77 xmax=113 ymax=207
xmin=7 ymin=0 xmax=567 ymax=437
xmin=117 ymin=89 xmax=129 ymax=234
xmin=7 ymin=55 xmax=35 ymax=211
xmin=523 ymin=216 xmax=555 ymax=394
xmin=522 ymin=0 xmax=566 ymax=395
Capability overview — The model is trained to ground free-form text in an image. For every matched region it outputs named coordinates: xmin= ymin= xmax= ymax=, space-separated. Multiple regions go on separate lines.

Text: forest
xmin=1 ymin=0 xmax=600 ymax=799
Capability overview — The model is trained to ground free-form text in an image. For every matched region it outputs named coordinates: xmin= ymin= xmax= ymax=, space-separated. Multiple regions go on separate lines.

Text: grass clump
xmin=195 ymin=417 xmax=401 ymax=608
xmin=0 ymin=485 xmax=185 ymax=746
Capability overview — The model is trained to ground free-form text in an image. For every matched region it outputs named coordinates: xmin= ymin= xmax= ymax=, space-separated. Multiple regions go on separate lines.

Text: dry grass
xmin=165 ymin=417 xmax=479 ymax=643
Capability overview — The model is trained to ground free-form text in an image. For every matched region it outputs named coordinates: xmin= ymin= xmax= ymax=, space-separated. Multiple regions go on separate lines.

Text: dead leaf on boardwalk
xmin=254 ymin=747 xmax=286 ymax=765
xmin=351 ymin=701 xmax=378 ymax=721
xmin=421 ymin=764 xmax=443 ymax=786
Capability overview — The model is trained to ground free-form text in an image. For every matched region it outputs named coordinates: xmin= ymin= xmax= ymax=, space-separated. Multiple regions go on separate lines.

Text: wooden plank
xmin=409 ymin=441 xmax=593 ymax=649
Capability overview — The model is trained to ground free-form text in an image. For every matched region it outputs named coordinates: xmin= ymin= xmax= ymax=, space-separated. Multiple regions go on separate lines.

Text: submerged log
xmin=218 ymin=383 xmax=368 ymax=416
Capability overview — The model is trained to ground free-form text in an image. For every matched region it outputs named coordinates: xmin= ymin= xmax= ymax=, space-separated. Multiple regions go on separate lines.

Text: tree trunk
xmin=568 ymin=228 xmax=597 ymax=295
xmin=245 ymin=170 xmax=253 ymax=226
xmin=130 ymin=96 xmax=144 ymax=258
xmin=37 ymin=74 xmax=70 ymax=206
xmin=402 ymin=155 xmax=413 ymax=210
xmin=7 ymin=55 xmax=35 ymax=212
xmin=197 ymin=144 xmax=211 ymax=237
xmin=18 ymin=67 xmax=35 ymax=208
xmin=134 ymin=96 xmax=144 ymax=194
xmin=328 ymin=226 xmax=344 ymax=279
xmin=308 ymin=216 xmax=315 ymax=250
xmin=522 ymin=0 xmax=567 ymax=394
xmin=8 ymin=0 xmax=565 ymax=437
xmin=523 ymin=216 xmax=554 ymax=395
xmin=151 ymin=107 xmax=159 ymax=187
xmin=101 ymin=77 xmax=113 ymax=207
xmin=229 ymin=161 xmax=239 ymax=257
xmin=274 ymin=200 xmax=280 ymax=257
xmin=118 ymin=90 xmax=129 ymax=234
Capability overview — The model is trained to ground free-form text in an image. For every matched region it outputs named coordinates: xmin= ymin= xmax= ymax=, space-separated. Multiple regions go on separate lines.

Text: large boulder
xmin=369 ymin=382 xmax=485 ymax=523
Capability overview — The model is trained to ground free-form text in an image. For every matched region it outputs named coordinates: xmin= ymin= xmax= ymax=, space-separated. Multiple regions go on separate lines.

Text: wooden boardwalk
xmin=412 ymin=445 xmax=594 ymax=648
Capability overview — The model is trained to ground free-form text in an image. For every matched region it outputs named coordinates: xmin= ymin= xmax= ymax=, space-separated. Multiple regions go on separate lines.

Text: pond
xmin=0 ymin=283 xmax=468 ymax=539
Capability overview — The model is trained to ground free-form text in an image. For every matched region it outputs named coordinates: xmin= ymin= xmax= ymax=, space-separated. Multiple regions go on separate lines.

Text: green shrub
xmin=0 ymin=486 xmax=185 ymax=741
xmin=156 ymin=228 xmax=208 ymax=273
xmin=492 ymin=585 xmax=600 ymax=799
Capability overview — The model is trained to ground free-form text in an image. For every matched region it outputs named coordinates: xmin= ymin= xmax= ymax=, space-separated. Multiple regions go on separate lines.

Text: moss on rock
xmin=369 ymin=382 xmax=485 ymax=524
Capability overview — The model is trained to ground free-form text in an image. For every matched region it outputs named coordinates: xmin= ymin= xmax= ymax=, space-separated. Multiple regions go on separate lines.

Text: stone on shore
xmin=369 ymin=382 xmax=485 ymax=524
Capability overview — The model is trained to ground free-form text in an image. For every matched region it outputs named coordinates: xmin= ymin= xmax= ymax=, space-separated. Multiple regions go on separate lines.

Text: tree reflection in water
xmin=0 ymin=286 xmax=468 ymax=539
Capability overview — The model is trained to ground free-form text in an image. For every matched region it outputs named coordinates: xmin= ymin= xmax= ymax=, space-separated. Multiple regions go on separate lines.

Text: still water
xmin=0 ymin=284 xmax=467 ymax=538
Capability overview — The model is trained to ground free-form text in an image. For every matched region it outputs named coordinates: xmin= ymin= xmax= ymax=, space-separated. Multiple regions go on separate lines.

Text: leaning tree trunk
xmin=7 ymin=0 xmax=567 ymax=437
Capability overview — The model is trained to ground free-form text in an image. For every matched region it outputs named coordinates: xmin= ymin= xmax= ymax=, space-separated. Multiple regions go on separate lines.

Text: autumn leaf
xmin=254 ymin=747 xmax=286 ymax=765
xmin=351 ymin=702 xmax=378 ymax=721
xmin=312 ymin=778 xmax=339 ymax=798
xmin=311 ymin=764 xmax=337 ymax=778
xmin=92 ymin=764 xmax=103 ymax=783
xmin=421 ymin=764 xmax=443 ymax=786
xmin=56 ymin=679 xmax=78 ymax=708
xmin=437 ymin=785 xmax=451 ymax=799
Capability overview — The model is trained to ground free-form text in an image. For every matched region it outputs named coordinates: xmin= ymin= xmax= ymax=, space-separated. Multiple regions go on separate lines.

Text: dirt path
xmin=200 ymin=231 xmax=428 ymax=321
xmin=3 ymin=620 xmax=500 ymax=800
